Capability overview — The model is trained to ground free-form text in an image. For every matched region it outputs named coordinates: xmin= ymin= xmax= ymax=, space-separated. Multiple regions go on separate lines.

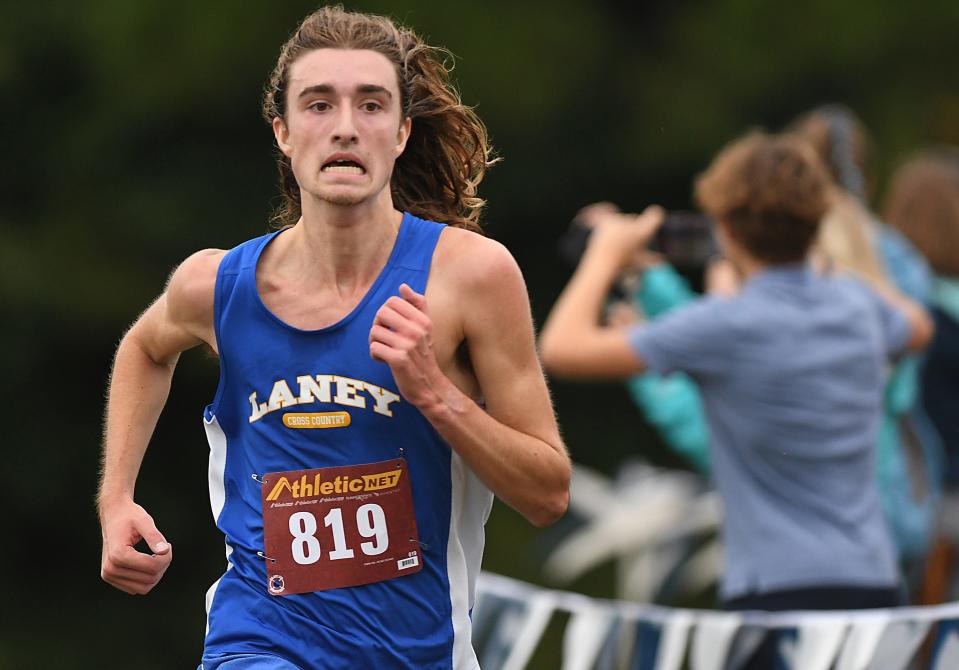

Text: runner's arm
xmin=97 ymin=249 xmax=222 ymax=594
xmin=371 ymin=235 xmax=570 ymax=528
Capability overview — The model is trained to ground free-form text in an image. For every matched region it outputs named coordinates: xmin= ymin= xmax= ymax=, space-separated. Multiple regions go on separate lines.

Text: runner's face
xmin=274 ymin=49 xmax=411 ymax=208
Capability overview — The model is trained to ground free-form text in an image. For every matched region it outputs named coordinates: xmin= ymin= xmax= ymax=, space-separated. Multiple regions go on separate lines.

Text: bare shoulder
xmin=431 ymin=227 xmax=534 ymax=350
xmin=124 ymin=249 xmax=226 ymax=360
xmin=433 ymin=227 xmax=525 ymax=296
xmin=164 ymin=248 xmax=227 ymax=327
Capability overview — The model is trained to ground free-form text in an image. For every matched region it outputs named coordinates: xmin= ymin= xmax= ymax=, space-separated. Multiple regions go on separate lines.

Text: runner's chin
xmin=316 ymin=183 xmax=370 ymax=207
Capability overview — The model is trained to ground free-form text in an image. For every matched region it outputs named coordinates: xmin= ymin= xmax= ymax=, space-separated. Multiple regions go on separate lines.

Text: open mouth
xmin=321 ymin=159 xmax=366 ymax=175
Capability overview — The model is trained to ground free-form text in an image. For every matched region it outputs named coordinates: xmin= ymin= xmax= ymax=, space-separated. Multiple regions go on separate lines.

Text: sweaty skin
xmin=98 ymin=47 xmax=569 ymax=595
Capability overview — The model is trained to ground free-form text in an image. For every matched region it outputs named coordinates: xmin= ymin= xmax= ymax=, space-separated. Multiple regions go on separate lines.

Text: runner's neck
xmin=275 ymin=199 xmax=404 ymax=296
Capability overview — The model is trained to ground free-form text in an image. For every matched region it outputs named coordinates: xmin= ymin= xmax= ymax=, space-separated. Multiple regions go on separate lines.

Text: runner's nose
xmin=332 ymin=106 xmax=359 ymax=144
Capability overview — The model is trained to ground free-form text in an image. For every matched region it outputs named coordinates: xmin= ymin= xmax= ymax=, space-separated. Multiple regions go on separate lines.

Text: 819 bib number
xmin=288 ymin=504 xmax=388 ymax=564
xmin=261 ymin=459 xmax=423 ymax=595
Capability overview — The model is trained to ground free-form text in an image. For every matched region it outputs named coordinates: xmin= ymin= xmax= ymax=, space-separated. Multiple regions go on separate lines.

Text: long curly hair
xmin=262 ymin=5 xmax=497 ymax=232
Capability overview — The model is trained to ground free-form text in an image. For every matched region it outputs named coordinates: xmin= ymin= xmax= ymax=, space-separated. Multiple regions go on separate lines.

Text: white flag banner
xmin=868 ymin=619 xmax=932 ymax=670
xmin=690 ymin=613 xmax=742 ymax=670
xmin=501 ymin=592 xmax=558 ymax=670
xmin=834 ymin=612 xmax=891 ymax=670
xmin=476 ymin=598 xmax=529 ymax=669
xmin=654 ymin=611 xmax=693 ymax=670
xmin=561 ymin=602 xmax=616 ymax=670
xmin=475 ymin=572 xmax=959 ymax=670
xmin=933 ymin=622 xmax=959 ymax=670
xmin=778 ymin=615 xmax=849 ymax=670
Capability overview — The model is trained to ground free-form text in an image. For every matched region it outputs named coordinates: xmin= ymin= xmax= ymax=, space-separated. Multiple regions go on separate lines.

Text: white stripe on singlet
xmin=447 ymin=452 xmax=494 ymax=669
xmin=202 ymin=415 xmax=233 ymax=635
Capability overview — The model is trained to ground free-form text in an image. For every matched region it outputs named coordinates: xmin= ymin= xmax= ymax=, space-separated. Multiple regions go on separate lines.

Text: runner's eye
xmin=309 ymin=101 xmax=331 ymax=113
xmin=361 ymin=102 xmax=382 ymax=112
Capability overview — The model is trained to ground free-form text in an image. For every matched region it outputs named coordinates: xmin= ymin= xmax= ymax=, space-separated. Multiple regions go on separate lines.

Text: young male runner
xmin=97 ymin=7 xmax=570 ymax=669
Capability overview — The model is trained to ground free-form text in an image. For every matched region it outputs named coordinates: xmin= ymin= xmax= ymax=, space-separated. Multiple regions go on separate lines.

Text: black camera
xmin=556 ymin=210 xmax=718 ymax=270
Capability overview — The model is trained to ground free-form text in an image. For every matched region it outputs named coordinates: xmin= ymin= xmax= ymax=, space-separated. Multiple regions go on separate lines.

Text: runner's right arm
xmin=97 ymin=249 xmax=223 ymax=594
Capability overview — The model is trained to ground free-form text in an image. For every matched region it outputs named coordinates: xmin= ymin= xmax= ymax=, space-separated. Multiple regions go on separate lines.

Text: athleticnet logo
xmin=265 ymin=470 xmax=402 ymax=501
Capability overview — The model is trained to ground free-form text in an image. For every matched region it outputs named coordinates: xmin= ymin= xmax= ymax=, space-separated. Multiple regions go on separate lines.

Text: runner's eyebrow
xmin=298 ymin=84 xmax=334 ymax=98
xmin=356 ymin=85 xmax=392 ymax=98
xmin=297 ymin=84 xmax=393 ymax=99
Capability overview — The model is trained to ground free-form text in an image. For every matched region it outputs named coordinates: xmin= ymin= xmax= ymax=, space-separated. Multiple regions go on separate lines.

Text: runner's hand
xmin=100 ymin=497 xmax=172 ymax=595
xmin=369 ymin=284 xmax=449 ymax=412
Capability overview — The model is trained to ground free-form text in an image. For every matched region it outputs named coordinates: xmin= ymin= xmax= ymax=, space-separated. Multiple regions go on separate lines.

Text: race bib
xmin=260 ymin=458 xmax=423 ymax=596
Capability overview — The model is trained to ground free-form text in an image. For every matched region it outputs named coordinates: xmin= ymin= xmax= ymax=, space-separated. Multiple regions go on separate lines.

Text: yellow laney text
xmin=249 ymin=374 xmax=401 ymax=423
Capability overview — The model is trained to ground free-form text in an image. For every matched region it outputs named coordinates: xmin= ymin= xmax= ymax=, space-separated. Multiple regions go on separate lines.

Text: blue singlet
xmin=200 ymin=213 xmax=491 ymax=669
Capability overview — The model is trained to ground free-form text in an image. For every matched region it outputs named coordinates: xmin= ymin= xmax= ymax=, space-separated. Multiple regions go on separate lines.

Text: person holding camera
xmin=540 ymin=131 xmax=932 ymax=635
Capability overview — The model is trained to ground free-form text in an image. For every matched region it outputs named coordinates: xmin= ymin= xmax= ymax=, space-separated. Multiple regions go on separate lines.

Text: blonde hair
xmin=262 ymin=5 xmax=497 ymax=232
xmin=815 ymin=190 xmax=887 ymax=285
xmin=789 ymin=106 xmax=888 ymax=284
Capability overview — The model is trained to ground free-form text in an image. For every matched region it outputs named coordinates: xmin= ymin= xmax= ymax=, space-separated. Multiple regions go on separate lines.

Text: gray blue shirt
xmin=629 ymin=265 xmax=908 ymax=599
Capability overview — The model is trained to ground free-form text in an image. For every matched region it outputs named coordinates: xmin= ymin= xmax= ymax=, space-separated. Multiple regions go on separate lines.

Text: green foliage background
xmin=2 ymin=1 xmax=958 ymax=667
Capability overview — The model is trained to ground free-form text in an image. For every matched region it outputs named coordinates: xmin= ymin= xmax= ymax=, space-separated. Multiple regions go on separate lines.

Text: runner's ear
xmin=273 ymin=117 xmax=293 ymax=158
xmin=395 ymin=117 xmax=412 ymax=158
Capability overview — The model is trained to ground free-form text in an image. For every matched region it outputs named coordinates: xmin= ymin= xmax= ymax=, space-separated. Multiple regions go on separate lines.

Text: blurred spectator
xmin=791 ymin=105 xmax=932 ymax=301
xmin=792 ymin=106 xmax=944 ymax=577
xmin=615 ymin=107 xmax=944 ymax=583
xmin=884 ymin=148 xmax=959 ymax=484
xmin=884 ymin=149 xmax=959 ymax=603
xmin=540 ymin=131 xmax=933 ymax=668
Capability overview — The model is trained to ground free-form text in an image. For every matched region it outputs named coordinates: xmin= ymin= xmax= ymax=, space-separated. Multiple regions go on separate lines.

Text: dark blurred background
xmin=3 ymin=1 xmax=959 ymax=667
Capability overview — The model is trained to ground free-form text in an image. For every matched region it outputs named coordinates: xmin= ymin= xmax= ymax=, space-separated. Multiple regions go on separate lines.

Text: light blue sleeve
xmin=854 ymin=280 xmax=912 ymax=358
xmin=628 ymin=297 xmax=736 ymax=378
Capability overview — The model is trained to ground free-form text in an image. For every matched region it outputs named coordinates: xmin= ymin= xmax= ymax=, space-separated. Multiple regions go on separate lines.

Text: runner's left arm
xmin=369 ymin=237 xmax=570 ymax=528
